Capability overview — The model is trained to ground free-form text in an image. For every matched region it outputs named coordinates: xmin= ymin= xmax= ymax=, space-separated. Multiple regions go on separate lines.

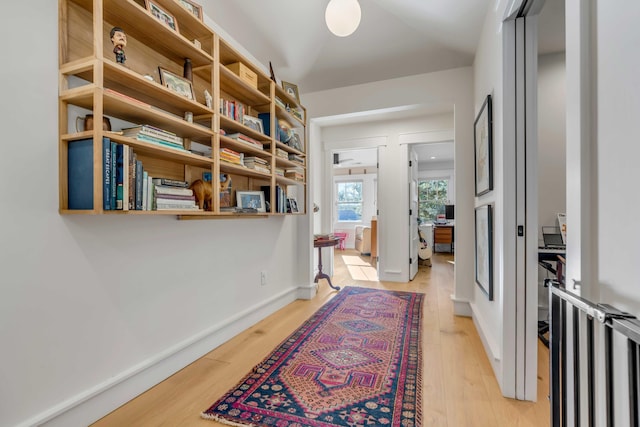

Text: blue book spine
xmin=135 ymin=160 xmax=144 ymax=210
xmin=115 ymin=143 xmax=124 ymax=210
xmin=102 ymin=137 xmax=112 ymax=210
xmin=67 ymin=138 xmax=94 ymax=210
xmin=110 ymin=141 xmax=117 ymax=210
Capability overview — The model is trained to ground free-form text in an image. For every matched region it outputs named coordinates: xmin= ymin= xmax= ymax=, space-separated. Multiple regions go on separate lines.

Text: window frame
xmin=334 ymin=179 xmax=364 ymax=222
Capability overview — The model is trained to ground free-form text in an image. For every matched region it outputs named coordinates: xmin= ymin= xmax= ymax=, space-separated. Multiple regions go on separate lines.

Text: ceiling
xmin=202 ymin=0 xmax=565 ymax=165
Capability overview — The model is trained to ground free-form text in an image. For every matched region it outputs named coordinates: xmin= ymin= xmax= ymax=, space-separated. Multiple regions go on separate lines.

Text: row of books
xmin=66 ymin=137 xmax=200 ymax=211
xmin=261 ymin=185 xmax=289 ymax=214
xmin=120 ymin=124 xmax=187 ymax=152
xmin=220 ymin=98 xmax=245 ymax=123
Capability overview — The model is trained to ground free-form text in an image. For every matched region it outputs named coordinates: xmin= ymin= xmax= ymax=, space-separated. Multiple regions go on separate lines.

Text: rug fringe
xmin=201 ymin=412 xmax=256 ymax=427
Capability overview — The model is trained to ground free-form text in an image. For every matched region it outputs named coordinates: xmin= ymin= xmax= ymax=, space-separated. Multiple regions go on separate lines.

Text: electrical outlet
xmin=261 ymin=271 xmax=267 ymax=286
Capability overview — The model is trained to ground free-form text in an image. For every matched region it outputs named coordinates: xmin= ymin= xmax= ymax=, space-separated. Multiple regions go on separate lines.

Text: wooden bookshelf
xmin=58 ymin=0 xmax=306 ymax=217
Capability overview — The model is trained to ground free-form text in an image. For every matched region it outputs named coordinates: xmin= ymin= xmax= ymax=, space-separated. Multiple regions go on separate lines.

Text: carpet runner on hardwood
xmin=202 ymin=286 xmax=423 ymax=426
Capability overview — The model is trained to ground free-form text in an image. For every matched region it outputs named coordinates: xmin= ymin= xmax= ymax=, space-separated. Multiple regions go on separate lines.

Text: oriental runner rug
xmin=202 ymin=286 xmax=423 ymax=427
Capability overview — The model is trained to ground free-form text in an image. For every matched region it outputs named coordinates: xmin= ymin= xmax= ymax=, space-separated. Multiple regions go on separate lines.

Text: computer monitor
xmin=445 ymin=204 xmax=454 ymax=220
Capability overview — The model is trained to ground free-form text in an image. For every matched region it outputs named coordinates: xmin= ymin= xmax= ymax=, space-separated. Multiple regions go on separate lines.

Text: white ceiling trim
xmin=398 ymin=130 xmax=455 ymax=144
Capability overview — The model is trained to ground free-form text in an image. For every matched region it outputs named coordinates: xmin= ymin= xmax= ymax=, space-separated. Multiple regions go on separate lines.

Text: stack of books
xmin=275 ymin=148 xmax=289 ymax=159
xmin=285 ymin=168 xmax=305 ymax=182
xmin=121 ymin=125 xmax=185 ymax=152
xmin=220 ymin=147 xmax=243 ymax=165
xmin=243 ymin=156 xmax=270 ymax=173
xmin=226 ymin=132 xmax=264 ymax=150
xmin=274 ymin=167 xmax=285 ymax=177
xmin=288 ymin=153 xmax=304 ymax=165
xmin=153 ymin=182 xmax=200 ymax=211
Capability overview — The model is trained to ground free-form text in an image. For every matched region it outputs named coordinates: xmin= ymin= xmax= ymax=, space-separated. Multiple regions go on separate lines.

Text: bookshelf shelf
xmin=59 ymin=0 xmax=307 ymax=217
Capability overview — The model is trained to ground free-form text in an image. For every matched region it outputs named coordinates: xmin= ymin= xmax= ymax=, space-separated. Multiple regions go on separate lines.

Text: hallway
xmin=92 ymin=250 xmax=550 ymax=426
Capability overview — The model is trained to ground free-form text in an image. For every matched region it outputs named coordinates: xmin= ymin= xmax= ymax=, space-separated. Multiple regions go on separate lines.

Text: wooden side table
xmin=313 ymin=238 xmax=341 ymax=290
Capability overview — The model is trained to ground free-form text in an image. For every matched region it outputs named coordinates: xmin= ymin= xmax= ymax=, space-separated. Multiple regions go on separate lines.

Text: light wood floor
xmin=92 ymin=250 xmax=550 ymax=427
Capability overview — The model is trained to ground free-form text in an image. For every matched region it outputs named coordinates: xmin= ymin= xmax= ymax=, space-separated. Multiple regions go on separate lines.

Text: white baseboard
xmin=20 ymin=287 xmax=299 ymax=427
xmin=451 ymin=294 xmax=472 ymax=316
xmin=470 ymin=302 xmax=503 ymax=390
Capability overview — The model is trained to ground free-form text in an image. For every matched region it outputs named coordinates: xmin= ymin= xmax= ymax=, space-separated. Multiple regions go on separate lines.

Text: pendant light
xmin=325 ymin=0 xmax=361 ymax=37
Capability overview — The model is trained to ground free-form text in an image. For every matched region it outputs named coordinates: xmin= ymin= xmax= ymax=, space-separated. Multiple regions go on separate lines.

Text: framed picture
xmin=474 ymin=94 xmax=493 ymax=196
xmin=158 ymin=67 xmax=195 ymax=100
xmin=290 ymin=129 xmax=303 ymax=151
xmin=243 ymin=115 xmax=264 ymax=133
xmin=287 ymin=197 xmax=299 ymax=213
xmin=236 ymin=191 xmax=266 ymax=212
xmin=281 ymin=81 xmax=300 ymax=103
xmin=475 ymin=204 xmax=493 ymax=300
xmin=178 ymin=0 xmax=203 ymax=21
xmin=145 ymin=0 xmax=179 ymax=32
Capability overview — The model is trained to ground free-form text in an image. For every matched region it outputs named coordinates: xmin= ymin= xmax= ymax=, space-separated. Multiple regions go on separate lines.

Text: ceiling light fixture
xmin=325 ymin=0 xmax=361 ymax=37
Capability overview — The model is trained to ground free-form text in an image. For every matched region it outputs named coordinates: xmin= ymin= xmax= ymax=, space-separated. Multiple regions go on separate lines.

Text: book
xmin=121 ymin=125 xmax=183 ymax=145
xmin=115 ymin=143 xmax=124 ymax=209
xmin=155 ymin=197 xmax=197 ymax=206
xmin=122 ymin=145 xmax=130 ymax=211
xmin=134 ymin=133 xmax=187 ymax=151
xmin=128 ymin=149 xmax=136 ymax=210
xmin=146 ymin=175 xmax=154 ymax=211
xmin=155 ymin=193 xmax=196 ymax=201
xmin=67 ymin=138 xmax=94 ymax=209
xmin=102 ymin=137 xmax=112 ymax=210
xmin=142 ymin=171 xmax=148 ymax=211
xmin=226 ymin=132 xmax=264 ymax=149
xmin=110 ymin=141 xmax=117 ymax=210
xmin=154 ymin=185 xmax=193 ymax=196
xmin=151 ymin=177 xmax=189 ymax=187
xmin=135 ymin=160 xmax=143 ymax=210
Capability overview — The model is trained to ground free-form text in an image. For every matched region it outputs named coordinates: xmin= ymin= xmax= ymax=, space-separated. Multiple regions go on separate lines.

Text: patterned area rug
xmin=202 ymin=286 xmax=423 ymax=426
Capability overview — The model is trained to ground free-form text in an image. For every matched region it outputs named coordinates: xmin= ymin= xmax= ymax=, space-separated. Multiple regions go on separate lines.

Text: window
xmin=418 ymin=179 xmax=449 ymax=222
xmin=336 ymin=181 xmax=363 ymax=221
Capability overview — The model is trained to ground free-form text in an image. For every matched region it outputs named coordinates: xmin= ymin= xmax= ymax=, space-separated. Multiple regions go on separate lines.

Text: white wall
xmin=538 ymin=53 xmax=566 ymax=241
xmin=305 ymin=68 xmax=474 ymax=301
xmin=0 ymin=3 xmax=311 ymax=426
xmin=471 ymin=0 xmax=509 ymax=391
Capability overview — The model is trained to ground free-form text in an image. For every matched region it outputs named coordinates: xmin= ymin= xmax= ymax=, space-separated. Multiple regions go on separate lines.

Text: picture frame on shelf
xmin=145 ymin=0 xmax=179 ymax=32
xmin=475 ymin=204 xmax=493 ymax=300
xmin=290 ymin=129 xmax=303 ymax=151
xmin=287 ymin=198 xmax=299 ymax=213
xmin=474 ymin=94 xmax=493 ymax=196
xmin=236 ymin=191 xmax=266 ymax=212
xmin=158 ymin=67 xmax=195 ymax=101
xmin=243 ymin=115 xmax=264 ymax=133
xmin=178 ymin=0 xmax=203 ymax=21
xmin=281 ymin=81 xmax=300 ymax=103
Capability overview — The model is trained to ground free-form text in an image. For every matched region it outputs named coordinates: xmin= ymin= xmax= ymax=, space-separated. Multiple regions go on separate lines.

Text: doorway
xmin=331 ymin=148 xmax=378 ymax=274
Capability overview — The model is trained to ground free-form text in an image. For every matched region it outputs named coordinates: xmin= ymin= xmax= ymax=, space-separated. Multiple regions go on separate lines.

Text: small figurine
xmin=110 ymin=26 xmax=127 ymax=64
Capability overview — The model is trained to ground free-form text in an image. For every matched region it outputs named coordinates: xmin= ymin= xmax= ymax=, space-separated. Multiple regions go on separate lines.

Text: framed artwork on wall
xmin=474 ymin=94 xmax=493 ymax=196
xmin=475 ymin=204 xmax=493 ymax=300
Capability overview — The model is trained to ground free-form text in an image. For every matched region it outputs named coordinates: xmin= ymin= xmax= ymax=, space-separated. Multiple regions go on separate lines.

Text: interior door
xmin=409 ymin=147 xmax=419 ymax=280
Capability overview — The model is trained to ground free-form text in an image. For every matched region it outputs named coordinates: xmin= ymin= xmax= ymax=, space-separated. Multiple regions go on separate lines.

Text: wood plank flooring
xmin=92 ymin=250 xmax=550 ymax=426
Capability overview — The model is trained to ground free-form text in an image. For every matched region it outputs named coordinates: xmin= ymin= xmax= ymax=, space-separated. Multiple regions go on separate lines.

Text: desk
xmin=538 ymin=247 xmax=566 ymax=262
xmin=314 ymin=238 xmax=341 ymax=291
xmin=433 ymin=223 xmax=454 ymax=253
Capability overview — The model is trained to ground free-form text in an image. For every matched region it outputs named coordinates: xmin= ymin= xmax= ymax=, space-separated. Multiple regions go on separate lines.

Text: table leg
xmin=313 ymin=246 xmax=340 ymax=290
